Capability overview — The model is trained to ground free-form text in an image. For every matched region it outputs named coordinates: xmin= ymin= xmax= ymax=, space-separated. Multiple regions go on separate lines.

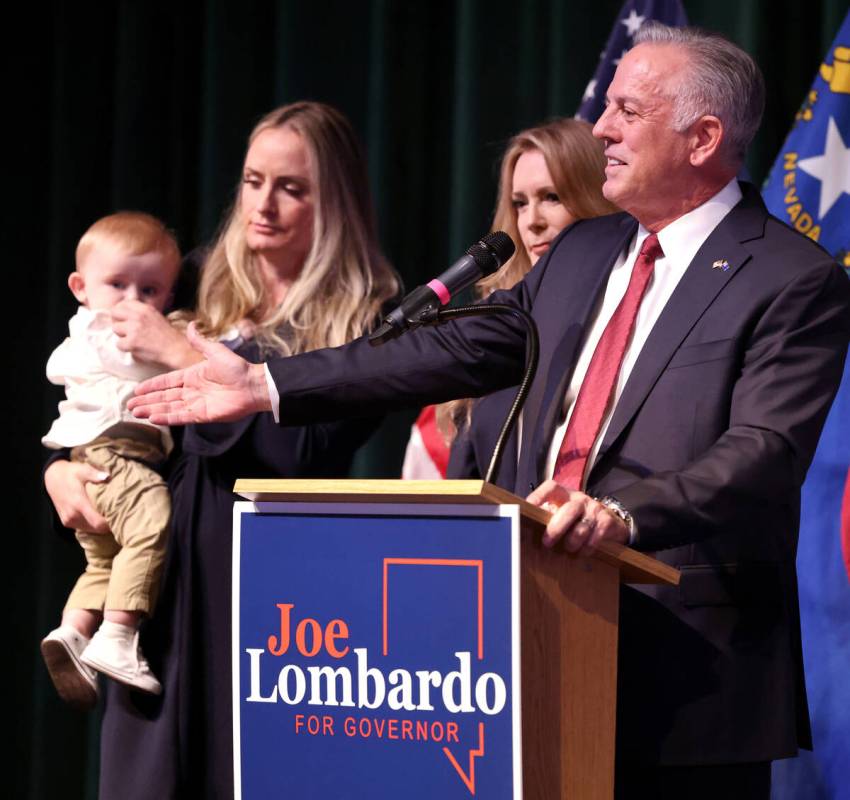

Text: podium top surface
xmin=234 ymin=478 xmax=679 ymax=587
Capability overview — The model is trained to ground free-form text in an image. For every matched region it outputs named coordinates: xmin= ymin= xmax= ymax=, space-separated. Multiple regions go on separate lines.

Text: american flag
xmin=575 ymin=0 xmax=688 ymax=123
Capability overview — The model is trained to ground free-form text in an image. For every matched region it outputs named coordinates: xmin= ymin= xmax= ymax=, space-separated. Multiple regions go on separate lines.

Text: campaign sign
xmin=233 ymin=502 xmax=521 ymax=799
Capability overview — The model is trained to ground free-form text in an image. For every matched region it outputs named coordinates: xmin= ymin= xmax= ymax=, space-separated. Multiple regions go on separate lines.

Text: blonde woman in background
xmin=401 ymin=118 xmax=616 ymax=479
xmin=44 ymin=101 xmax=399 ymax=800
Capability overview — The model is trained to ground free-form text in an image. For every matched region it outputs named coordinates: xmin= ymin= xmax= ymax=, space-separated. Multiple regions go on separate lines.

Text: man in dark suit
xmin=131 ymin=23 xmax=850 ymax=799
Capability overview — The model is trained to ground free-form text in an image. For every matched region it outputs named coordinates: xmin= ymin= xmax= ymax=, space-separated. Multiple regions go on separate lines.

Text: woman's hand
xmin=44 ymin=460 xmax=110 ymax=533
xmin=111 ymin=300 xmax=204 ymax=370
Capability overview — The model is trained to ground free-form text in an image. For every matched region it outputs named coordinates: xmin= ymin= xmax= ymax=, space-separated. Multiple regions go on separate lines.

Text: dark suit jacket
xmin=270 ymin=185 xmax=850 ymax=765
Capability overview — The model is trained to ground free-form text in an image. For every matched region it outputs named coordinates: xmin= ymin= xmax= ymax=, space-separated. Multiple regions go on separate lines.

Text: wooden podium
xmin=235 ymin=479 xmax=679 ymax=800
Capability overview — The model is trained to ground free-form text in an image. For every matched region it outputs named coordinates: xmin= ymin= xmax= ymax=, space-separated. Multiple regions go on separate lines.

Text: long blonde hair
xmin=195 ymin=102 xmax=399 ymax=355
xmin=439 ymin=118 xmax=616 ymax=438
xmin=478 ymin=117 xmax=616 ymax=295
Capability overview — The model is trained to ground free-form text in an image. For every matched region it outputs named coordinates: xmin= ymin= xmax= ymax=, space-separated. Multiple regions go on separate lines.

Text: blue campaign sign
xmin=232 ymin=502 xmax=521 ymax=799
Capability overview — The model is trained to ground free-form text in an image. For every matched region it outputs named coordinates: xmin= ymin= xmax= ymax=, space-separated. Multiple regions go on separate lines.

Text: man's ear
xmin=68 ymin=272 xmax=87 ymax=305
xmin=689 ymin=115 xmax=724 ymax=168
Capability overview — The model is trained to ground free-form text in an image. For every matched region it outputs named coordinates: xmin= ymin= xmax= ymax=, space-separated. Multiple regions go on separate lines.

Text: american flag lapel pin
xmin=712 ymin=259 xmax=730 ymax=272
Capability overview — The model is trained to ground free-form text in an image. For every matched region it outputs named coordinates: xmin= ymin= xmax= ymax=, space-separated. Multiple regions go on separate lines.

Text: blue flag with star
xmin=762 ymin=12 xmax=850 ymax=269
xmin=764 ymin=11 xmax=850 ymax=800
xmin=575 ymin=0 xmax=687 ymax=123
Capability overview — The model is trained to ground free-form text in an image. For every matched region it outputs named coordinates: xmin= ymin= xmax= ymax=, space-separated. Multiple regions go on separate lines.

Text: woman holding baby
xmin=44 ymin=101 xmax=399 ymax=798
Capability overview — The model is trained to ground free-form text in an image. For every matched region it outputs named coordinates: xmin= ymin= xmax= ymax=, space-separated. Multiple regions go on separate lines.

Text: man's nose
xmin=592 ymin=106 xmax=613 ymax=141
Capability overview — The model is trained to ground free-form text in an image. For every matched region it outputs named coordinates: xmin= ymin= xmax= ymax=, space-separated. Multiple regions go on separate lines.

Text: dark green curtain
xmin=11 ymin=1 xmax=846 ymax=796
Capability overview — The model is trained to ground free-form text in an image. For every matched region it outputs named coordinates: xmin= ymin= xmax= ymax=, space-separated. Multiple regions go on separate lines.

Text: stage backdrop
xmin=12 ymin=2 xmax=847 ymax=797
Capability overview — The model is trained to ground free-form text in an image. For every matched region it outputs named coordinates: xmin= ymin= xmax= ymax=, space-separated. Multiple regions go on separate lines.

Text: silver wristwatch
xmin=597 ymin=495 xmax=636 ymax=542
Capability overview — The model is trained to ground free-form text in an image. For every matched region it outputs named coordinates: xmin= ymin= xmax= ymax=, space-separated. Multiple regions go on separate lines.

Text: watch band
xmin=597 ymin=495 xmax=636 ymax=544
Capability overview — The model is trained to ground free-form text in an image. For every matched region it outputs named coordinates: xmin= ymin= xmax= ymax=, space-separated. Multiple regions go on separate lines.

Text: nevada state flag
xmin=764 ymin=11 xmax=850 ymax=800
xmin=762 ymin=12 xmax=850 ymax=269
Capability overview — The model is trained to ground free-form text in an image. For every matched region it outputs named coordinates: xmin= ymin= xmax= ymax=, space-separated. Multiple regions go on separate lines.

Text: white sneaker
xmin=41 ymin=625 xmax=99 ymax=711
xmin=81 ymin=621 xmax=162 ymax=695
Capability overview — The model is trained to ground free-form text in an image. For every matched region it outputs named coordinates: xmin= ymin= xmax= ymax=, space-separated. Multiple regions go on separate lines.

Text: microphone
xmin=369 ymin=231 xmax=515 ymax=345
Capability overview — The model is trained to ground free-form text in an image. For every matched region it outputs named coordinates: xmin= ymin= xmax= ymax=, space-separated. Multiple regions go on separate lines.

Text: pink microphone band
xmin=427 ymin=279 xmax=451 ymax=305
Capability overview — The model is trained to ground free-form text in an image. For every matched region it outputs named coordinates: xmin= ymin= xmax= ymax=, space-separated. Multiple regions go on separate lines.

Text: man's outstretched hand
xmin=128 ymin=323 xmax=272 ymax=425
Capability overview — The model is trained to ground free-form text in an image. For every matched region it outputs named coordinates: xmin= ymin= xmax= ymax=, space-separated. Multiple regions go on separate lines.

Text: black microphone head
xmin=482 ymin=231 xmax=515 ymax=264
xmin=466 ymin=231 xmax=515 ymax=277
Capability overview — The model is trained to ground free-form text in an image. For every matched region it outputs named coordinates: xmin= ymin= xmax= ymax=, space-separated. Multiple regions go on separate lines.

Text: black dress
xmin=98 ymin=339 xmax=380 ymax=799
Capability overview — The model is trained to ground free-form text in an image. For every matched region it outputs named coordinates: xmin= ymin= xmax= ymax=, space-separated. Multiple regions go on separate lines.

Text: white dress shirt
xmin=43 ymin=306 xmax=172 ymax=451
xmin=543 ymin=179 xmax=743 ymax=484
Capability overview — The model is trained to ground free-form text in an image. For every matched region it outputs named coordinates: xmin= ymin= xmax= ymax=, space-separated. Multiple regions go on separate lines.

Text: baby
xmin=41 ymin=211 xmax=180 ymax=710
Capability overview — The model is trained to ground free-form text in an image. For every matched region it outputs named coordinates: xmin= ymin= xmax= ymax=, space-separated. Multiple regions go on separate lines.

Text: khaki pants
xmin=65 ymin=434 xmax=170 ymax=615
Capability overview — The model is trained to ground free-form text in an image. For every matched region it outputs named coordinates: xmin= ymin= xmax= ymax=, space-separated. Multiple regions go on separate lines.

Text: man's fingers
xmin=132 ymin=392 xmax=208 ymax=425
xmin=148 ymin=409 xmax=194 ymax=426
xmin=132 ymin=370 xmax=188 ymax=399
xmin=526 ymin=484 xmax=553 ymax=506
xmin=528 ymin=482 xmax=594 ymax=550
xmin=556 ymin=501 xmax=629 ymax=554
xmin=130 ymin=392 xmax=190 ymax=420
xmin=586 ymin=517 xmax=614 ymax=552
xmin=140 ymin=402 xmax=194 ymax=426
xmin=539 ymin=494 xmax=621 ymax=553
xmin=570 ymin=512 xmax=610 ymax=554
xmin=542 ymin=499 xmax=585 ymax=548
xmin=133 ymin=386 xmax=187 ymax=405
xmin=527 ymin=479 xmax=570 ymax=508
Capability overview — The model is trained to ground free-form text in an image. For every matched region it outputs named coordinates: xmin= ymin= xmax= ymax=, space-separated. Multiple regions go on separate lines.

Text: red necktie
xmin=553 ymin=233 xmax=663 ymax=490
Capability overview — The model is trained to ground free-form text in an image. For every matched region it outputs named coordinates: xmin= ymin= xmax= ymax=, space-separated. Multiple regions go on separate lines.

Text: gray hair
xmin=634 ymin=22 xmax=765 ymax=166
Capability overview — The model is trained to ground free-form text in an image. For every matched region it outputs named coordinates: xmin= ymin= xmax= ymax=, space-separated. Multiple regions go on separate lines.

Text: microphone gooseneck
xmin=427 ymin=302 xmax=539 ymax=485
